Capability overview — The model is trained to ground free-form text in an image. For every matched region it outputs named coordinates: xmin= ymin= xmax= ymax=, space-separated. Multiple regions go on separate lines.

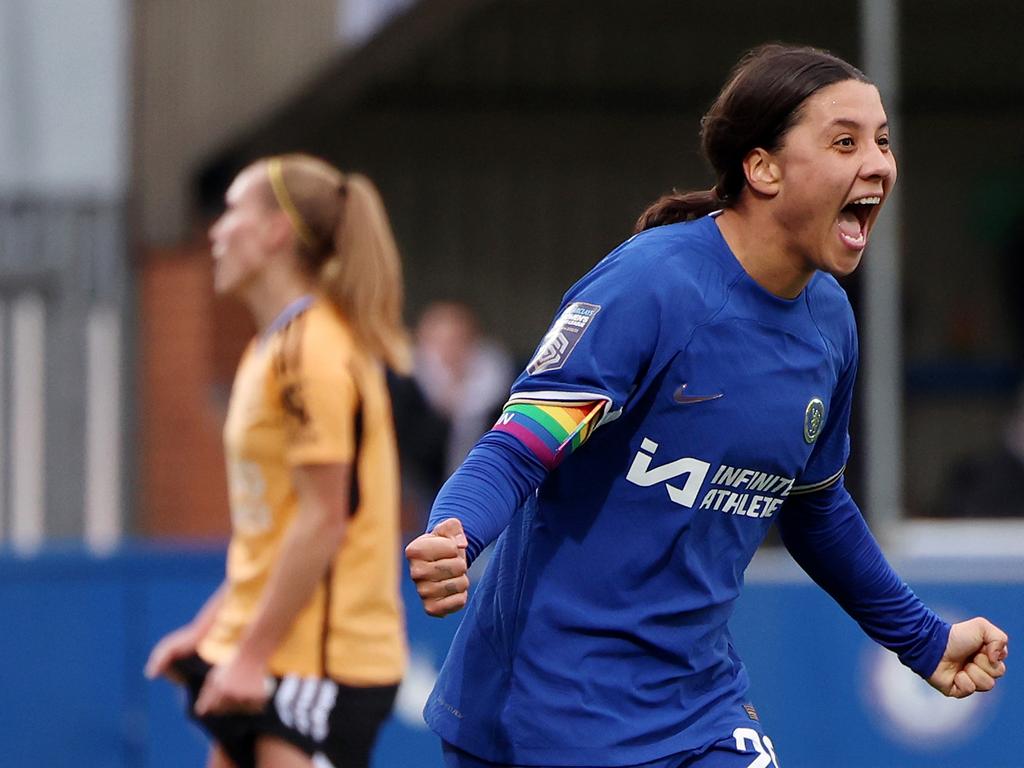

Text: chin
xmin=213 ymin=276 xmax=235 ymax=296
xmin=821 ymin=251 xmax=864 ymax=278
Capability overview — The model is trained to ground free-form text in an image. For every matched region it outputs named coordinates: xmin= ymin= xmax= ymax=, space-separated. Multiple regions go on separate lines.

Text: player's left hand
xmin=928 ymin=617 xmax=1008 ymax=699
xmin=194 ymin=653 xmax=272 ymax=716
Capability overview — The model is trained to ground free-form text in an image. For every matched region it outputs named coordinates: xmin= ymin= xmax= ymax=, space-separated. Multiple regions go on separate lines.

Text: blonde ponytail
xmin=321 ymin=173 xmax=412 ymax=373
xmin=258 ymin=154 xmax=411 ymax=373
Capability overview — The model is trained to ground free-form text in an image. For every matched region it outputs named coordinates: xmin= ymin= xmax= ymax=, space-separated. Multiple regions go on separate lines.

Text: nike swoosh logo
xmin=673 ymin=383 xmax=724 ymax=404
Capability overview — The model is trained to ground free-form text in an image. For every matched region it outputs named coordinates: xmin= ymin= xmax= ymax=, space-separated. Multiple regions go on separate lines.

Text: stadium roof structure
xmin=196 ymin=0 xmax=1023 ymax=211
xmin=194 ymin=0 xmax=868 ymax=211
xmin=192 ymin=0 xmax=1024 ymax=358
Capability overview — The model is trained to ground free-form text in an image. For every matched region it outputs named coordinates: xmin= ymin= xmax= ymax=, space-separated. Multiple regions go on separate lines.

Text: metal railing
xmin=0 ymin=196 xmax=128 ymax=551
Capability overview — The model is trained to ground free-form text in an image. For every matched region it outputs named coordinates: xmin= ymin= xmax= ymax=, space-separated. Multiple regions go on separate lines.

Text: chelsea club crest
xmin=803 ymin=398 xmax=825 ymax=444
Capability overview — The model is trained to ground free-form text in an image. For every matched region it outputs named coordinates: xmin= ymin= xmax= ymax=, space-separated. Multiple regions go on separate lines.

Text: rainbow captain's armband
xmin=492 ymin=395 xmax=609 ymax=470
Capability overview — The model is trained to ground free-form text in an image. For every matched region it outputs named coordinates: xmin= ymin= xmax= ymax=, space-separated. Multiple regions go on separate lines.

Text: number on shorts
xmin=733 ymin=727 xmax=779 ymax=768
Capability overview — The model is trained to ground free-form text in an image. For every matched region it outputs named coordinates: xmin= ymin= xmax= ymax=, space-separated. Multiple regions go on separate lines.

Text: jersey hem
xmin=425 ymin=709 xmax=750 ymax=767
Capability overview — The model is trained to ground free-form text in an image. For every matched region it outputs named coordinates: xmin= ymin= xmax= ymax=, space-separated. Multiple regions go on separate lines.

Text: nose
xmin=861 ymin=142 xmax=896 ymax=184
xmin=209 ymin=215 xmax=224 ymax=243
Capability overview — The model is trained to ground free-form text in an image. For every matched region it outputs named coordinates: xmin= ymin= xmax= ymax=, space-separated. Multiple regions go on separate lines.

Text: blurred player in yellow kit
xmin=146 ymin=153 xmax=410 ymax=768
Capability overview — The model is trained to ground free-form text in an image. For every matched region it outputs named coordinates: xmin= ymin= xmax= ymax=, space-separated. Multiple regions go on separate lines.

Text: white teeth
xmin=851 ymin=196 xmax=881 ymax=205
xmin=839 ymin=230 xmax=866 ymax=248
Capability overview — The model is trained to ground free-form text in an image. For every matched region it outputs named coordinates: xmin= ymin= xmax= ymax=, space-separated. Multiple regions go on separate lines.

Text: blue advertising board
xmin=0 ymin=545 xmax=1018 ymax=767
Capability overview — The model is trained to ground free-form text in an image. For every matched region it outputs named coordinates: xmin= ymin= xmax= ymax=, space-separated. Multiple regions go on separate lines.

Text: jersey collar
xmin=260 ymin=293 xmax=315 ymax=345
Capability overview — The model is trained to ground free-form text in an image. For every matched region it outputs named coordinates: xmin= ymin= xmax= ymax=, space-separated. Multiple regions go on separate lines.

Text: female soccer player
xmin=146 ymin=154 xmax=409 ymax=768
xmin=405 ymin=44 xmax=1010 ymax=768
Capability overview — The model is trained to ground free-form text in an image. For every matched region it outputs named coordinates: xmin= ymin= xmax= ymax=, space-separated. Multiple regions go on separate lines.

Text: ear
xmin=263 ymin=209 xmax=295 ymax=252
xmin=742 ymin=148 xmax=781 ymax=197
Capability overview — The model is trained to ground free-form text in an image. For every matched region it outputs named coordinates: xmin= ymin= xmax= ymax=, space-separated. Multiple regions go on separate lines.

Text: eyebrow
xmin=825 ymin=118 xmax=889 ymax=132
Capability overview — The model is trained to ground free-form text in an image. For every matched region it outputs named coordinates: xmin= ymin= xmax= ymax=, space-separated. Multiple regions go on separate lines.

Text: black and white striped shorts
xmin=173 ymin=653 xmax=398 ymax=768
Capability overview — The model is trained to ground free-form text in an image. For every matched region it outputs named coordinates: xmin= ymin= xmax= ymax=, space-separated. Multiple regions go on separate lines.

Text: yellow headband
xmin=267 ymin=157 xmax=317 ymax=248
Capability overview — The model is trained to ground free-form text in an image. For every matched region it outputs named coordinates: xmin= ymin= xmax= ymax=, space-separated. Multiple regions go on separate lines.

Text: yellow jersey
xmin=199 ymin=296 xmax=406 ymax=685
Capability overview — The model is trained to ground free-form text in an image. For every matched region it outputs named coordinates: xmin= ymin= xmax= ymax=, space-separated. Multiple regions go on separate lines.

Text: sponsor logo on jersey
xmin=527 ymin=301 xmax=601 ymax=375
xmin=626 ymin=438 xmax=711 ymax=507
xmin=227 ymin=459 xmax=272 ymax=533
xmin=672 ymin=382 xmax=724 ymax=404
xmin=626 ymin=437 xmax=793 ymax=518
xmin=803 ymin=397 xmax=825 ymax=444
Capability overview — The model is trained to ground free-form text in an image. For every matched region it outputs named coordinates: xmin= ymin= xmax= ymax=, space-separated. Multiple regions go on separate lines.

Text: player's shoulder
xmin=584 ymin=216 xmax=735 ymax=308
xmin=269 ymin=297 xmax=355 ymax=377
xmin=805 ymin=272 xmax=857 ymax=353
xmin=302 ymin=298 xmax=355 ymax=346
xmin=805 ymin=272 xmax=854 ymax=322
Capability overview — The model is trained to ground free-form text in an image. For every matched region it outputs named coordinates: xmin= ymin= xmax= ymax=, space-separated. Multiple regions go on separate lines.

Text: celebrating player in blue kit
xmin=405 ymin=44 xmax=1009 ymax=768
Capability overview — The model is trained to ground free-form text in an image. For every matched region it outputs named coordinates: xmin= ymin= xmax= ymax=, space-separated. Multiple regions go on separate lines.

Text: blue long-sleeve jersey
xmin=425 ymin=214 xmax=949 ymax=766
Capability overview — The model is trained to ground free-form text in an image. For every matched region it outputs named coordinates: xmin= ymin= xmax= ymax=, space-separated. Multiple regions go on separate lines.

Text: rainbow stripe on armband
xmin=492 ymin=395 xmax=609 ymax=470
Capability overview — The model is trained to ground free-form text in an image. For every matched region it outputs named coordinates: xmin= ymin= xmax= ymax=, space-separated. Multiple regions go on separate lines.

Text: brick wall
xmin=138 ymin=238 xmax=253 ymax=537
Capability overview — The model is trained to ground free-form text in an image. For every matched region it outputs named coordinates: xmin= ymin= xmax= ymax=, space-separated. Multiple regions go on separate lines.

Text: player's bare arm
xmin=195 ymin=462 xmax=351 ymax=716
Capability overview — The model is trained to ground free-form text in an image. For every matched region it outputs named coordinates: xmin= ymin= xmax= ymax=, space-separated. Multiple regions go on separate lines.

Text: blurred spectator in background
xmin=146 ymin=154 xmax=408 ymax=768
xmin=936 ymin=387 xmax=1024 ymax=518
xmin=389 ymin=301 xmax=513 ymax=534
xmin=930 ymin=207 xmax=1024 ymax=518
xmin=414 ymin=301 xmax=514 ymax=475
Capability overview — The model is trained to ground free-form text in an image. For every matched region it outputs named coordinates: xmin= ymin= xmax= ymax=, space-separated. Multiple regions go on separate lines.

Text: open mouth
xmin=836 ymin=195 xmax=881 ymax=250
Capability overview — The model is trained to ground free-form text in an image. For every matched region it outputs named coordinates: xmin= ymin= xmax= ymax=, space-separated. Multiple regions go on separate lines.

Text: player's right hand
xmin=144 ymin=624 xmax=200 ymax=683
xmin=405 ymin=517 xmax=470 ymax=617
xmin=928 ymin=616 xmax=1009 ymax=698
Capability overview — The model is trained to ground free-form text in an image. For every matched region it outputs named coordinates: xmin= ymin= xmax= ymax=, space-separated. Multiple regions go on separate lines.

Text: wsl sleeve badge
xmin=803 ymin=397 xmax=826 ymax=444
xmin=527 ymin=302 xmax=601 ymax=375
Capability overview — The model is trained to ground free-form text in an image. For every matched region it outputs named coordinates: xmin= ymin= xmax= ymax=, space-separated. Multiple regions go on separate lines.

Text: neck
xmin=240 ymin=267 xmax=316 ymax=332
xmin=715 ymin=204 xmax=814 ymax=299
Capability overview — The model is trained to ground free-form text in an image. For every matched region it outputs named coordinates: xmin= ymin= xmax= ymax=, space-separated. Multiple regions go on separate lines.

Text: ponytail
xmin=321 ymin=174 xmax=412 ymax=373
xmin=633 ymin=187 xmax=724 ymax=234
xmin=257 ymin=154 xmax=412 ymax=372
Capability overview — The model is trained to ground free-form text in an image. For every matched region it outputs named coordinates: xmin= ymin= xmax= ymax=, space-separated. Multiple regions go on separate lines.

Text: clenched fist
xmin=929 ymin=617 xmax=1009 ymax=698
xmin=405 ymin=517 xmax=470 ymax=617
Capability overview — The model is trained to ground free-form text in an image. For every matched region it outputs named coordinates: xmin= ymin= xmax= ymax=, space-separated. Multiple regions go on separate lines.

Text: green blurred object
xmin=971 ymin=168 xmax=1024 ymax=243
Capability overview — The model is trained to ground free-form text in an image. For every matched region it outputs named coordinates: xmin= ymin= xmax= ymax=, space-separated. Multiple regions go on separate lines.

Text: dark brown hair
xmin=634 ymin=44 xmax=870 ymax=233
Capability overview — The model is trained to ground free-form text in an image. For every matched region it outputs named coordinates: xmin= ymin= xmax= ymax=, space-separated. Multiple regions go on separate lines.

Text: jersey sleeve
xmin=278 ymin=326 xmax=358 ymax=466
xmin=792 ymin=325 xmax=858 ymax=494
xmin=779 ymin=478 xmax=950 ymax=678
xmin=511 ymin=250 xmax=666 ymax=414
